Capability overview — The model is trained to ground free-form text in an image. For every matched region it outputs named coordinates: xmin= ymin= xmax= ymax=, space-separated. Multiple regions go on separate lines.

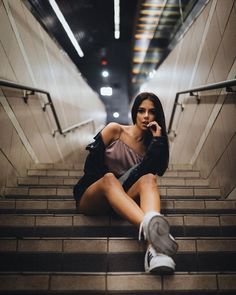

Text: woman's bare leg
xmin=79 ymin=172 xmax=177 ymax=257
xmin=79 ymin=173 xmax=144 ymax=226
xmin=127 ymin=174 xmax=178 ymax=257
xmin=126 ymin=173 xmax=161 ymax=213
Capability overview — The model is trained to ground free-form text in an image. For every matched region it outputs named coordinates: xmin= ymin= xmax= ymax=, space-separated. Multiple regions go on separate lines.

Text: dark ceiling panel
xmin=25 ymin=0 xmax=207 ymax=124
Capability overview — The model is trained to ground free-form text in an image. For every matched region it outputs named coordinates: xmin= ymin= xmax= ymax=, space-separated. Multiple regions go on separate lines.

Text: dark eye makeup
xmin=137 ymin=108 xmax=156 ymax=114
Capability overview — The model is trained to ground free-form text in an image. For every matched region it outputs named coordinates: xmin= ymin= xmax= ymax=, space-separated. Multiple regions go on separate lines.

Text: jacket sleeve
xmin=142 ymin=135 xmax=169 ymax=176
xmin=122 ymin=135 xmax=169 ymax=191
xmin=83 ymin=132 xmax=108 ymax=177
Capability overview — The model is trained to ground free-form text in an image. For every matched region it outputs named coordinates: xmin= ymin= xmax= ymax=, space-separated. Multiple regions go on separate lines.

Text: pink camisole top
xmin=104 ymin=139 xmax=143 ymax=177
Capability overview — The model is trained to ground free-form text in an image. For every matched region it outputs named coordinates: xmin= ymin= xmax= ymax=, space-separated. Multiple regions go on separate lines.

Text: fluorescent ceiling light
xmin=114 ymin=0 xmax=120 ymax=39
xmin=102 ymin=70 xmax=109 ymax=77
xmin=149 ymin=69 xmax=156 ymax=78
xmin=49 ymin=0 xmax=84 ymax=57
xmin=113 ymin=112 xmax=120 ymax=118
xmin=100 ymin=87 xmax=113 ymax=96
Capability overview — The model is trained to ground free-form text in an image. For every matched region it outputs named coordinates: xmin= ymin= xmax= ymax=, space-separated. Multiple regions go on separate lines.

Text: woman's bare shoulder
xmin=101 ymin=122 xmax=123 ymax=145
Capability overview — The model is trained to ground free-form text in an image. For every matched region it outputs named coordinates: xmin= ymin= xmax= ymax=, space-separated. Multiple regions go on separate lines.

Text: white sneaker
xmin=144 ymin=245 xmax=175 ymax=274
xmin=139 ymin=211 xmax=178 ymax=256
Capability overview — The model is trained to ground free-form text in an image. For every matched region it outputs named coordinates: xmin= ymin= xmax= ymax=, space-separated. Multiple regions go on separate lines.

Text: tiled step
xmin=27 ymin=169 xmax=202 ymax=178
xmin=18 ymin=176 xmax=209 ymax=187
xmin=1 ymin=225 xmax=234 ymax=238
xmin=0 ymin=214 xmax=235 ymax=238
xmin=27 ymin=169 xmax=81 ymax=177
xmin=25 ymin=166 xmax=201 ymax=180
xmin=29 ymin=163 xmax=84 ymax=170
xmin=1 ymin=237 xmax=235 ymax=253
xmin=0 ymin=272 xmax=235 ymax=294
xmin=1 ymin=213 xmax=235 ymax=227
xmin=29 ymin=163 xmax=195 ymax=171
xmin=1 ymin=250 xmax=236 ymax=272
xmin=0 ymin=199 xmax=235 ymax=214
xmin=3 ymin=186 xmax=222 ymax=199
xmin=1 ymin=163 xmax=236 ymax=294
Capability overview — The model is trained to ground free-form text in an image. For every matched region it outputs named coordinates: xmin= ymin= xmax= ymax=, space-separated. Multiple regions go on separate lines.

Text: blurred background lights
xmin=102 ymin=70 xmax=109 ymax=77
xmin=113 ymin=112 xmax=120 ymax=118
xmin=100 ymin=87 xmax=112 ymax=96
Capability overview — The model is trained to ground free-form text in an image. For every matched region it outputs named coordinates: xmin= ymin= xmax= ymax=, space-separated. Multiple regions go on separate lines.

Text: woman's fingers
xmin=147 ymin=121 xmax=162 ymax=136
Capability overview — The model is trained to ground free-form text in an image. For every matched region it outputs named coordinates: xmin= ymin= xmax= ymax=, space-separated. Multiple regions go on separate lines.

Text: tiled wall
xmin=142 ymin=0 xmax=236 ymax=197
xmin=0 ymin=0 xmax=106 ymax=190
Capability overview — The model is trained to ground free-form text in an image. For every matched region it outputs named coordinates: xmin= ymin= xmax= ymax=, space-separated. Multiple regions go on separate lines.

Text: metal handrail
xmin=0 ymin=79 xmax=94 ymax=136
xmin=168 ymin=78 xmax=236 ymax=134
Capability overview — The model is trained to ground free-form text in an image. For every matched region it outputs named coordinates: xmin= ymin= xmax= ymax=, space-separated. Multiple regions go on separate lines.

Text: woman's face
xmin=135 ymin=99 xmax=156 ymax=130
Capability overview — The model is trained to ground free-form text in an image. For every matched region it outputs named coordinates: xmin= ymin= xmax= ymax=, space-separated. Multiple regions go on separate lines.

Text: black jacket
xmin=73 ymin=132 xmax=169 ymax=200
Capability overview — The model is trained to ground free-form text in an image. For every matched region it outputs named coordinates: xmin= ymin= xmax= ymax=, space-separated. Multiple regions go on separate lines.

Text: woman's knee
xmin=138 ymin=173 xmax=158 ymax=187
xmin=102 ymin=172 xmax=119 ymax=189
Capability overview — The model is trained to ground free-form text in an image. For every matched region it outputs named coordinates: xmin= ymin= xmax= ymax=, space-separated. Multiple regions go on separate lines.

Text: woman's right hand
xmin=147 ymin=121 xmax=162 ymax=137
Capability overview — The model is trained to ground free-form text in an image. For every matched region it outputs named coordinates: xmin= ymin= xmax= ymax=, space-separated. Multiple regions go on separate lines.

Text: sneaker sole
xmin=144 ymin=251 xmax=175 ymax=274
xmin=149 ymin=265 xmax=175 ymax=274
xmin=147 ymin=215 xmax=178 ymax=256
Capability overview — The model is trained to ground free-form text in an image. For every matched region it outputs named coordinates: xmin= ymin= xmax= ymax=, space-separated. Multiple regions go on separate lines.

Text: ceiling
xmin=26 ymin=0 xmax=203 ymax=124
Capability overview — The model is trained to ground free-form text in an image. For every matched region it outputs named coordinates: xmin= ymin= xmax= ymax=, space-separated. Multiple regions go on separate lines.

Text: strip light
xmin=114 ymin=0 xmax=120 ymax=39
xmin=49 ymin=0 xmax=84 ymax=57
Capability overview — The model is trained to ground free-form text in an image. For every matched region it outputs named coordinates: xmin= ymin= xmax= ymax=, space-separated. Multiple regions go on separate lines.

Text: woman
xmin=74 ymin=92 xmax=178 ymax=273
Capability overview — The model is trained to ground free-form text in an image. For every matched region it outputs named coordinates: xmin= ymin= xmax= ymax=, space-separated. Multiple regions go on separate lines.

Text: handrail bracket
xmin=42 ymin=102 xmax=52 ymax=111
xmin=52 ymin=129 xmax=59 ymax=137
xmin=169 ymin=129 xmax=177 ymax=138
xmin=190 ymin=91 xmax=200 ymax=104
xmin=176 ymin=101 xmax=185 ymax=111
xmin=22 ymin=90 xmax=35 ymax=104
xmin=226 ymin=85 xmax=236 ymax=93
xmin=52 ymin=129 xmax=66 ymax=137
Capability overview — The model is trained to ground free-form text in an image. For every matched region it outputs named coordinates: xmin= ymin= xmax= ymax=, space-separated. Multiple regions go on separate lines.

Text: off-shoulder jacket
xmin=73 ymin=132 xmax=169 ymax=200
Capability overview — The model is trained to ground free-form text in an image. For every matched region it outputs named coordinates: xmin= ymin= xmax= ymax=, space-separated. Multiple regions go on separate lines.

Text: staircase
xmin=0 ymin=163 xmax=236 ymax=294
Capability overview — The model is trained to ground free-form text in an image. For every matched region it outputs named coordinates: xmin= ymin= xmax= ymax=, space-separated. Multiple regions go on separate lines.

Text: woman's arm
xmin=143 ymin=136 xmax=169 ymax=175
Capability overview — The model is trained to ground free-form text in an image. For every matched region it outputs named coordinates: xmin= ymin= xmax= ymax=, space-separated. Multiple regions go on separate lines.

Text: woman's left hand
xmin=147 ymin=121 xmax=162 ymax=137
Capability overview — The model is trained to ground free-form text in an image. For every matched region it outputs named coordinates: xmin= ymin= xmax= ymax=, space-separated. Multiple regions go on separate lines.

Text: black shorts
xmin=73 ymin=164 xmax=139 ymax=202
xmin=73 ymin=175 xmax=99 ymax=201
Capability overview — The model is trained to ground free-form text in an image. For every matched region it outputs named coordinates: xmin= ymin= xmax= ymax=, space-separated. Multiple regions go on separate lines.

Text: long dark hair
xmin=131 ymin=92 xmax=168 ymax=147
